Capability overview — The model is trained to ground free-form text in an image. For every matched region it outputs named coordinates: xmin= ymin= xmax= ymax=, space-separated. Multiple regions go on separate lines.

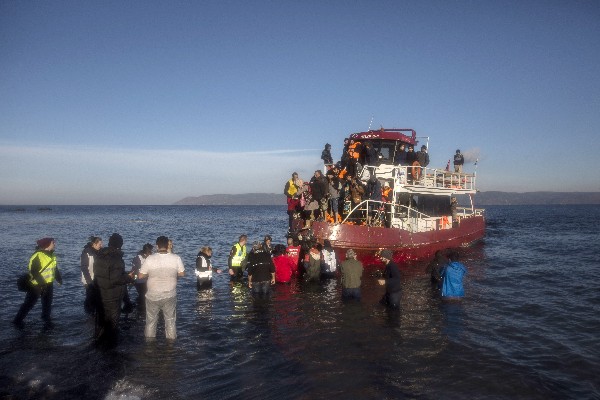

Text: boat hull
xmin=311 ymin=215 xmax=485 ymax=266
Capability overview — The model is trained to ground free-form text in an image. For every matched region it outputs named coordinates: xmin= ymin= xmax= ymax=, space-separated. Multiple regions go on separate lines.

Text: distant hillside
xmin=174 ymin=192 xmax=600 ymax=206
xmin=174 ymin=193 xmax=286 ymax=205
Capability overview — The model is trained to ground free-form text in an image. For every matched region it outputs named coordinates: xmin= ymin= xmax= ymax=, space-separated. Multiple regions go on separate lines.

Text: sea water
xmin=0 ymin=205 xmax=598 ymax=399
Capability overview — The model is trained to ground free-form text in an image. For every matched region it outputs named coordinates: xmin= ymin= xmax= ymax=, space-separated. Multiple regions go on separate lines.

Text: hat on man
xmin=36 ymin=237 xmax=54 ymax=249
xmin=108 ymin=233 xmax=123 ymax=249
xmin=380 ymin=249 xmax=393 ymax=261
xmin=421 ymin=145 xmax=427 ymax=150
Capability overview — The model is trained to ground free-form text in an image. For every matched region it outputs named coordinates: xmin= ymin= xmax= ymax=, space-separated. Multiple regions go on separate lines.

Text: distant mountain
xmin=174 ymin=192 xmax=600 ymax=206
xmin=174 ymin=193 xmax=286 ymax=206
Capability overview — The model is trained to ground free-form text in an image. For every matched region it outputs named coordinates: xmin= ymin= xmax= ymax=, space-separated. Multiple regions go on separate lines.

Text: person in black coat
xmin=310 ymin=170 xmax=329 ymax=220
xmin=377 ymin=249 xmax=401 ymax=309
xmin=321 ymin=143 xmax=333 ymax=166
xmin=247 ymin=242 xmax=275 ymax=298
xmin=93 ymin=233 xmax=131 ymax=347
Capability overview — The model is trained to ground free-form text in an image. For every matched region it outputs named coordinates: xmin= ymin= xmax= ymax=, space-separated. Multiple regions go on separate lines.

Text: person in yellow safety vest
xmin=13 ymin=237 xmax=62 ymax=327
xmin=228 ymin=235 xmax=248 ymax=281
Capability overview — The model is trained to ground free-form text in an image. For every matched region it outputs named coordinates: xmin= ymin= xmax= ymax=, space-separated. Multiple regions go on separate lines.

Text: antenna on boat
xmin=368 ymin=115 xmax=374 ymax=131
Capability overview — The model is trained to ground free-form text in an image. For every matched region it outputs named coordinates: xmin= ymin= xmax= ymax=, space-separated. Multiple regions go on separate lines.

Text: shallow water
xmin=0 ymin=205 xmax=598 ymax=399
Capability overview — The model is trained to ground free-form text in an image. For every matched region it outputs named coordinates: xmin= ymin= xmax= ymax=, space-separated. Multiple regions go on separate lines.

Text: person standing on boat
xmin=81 ymin=236 xmax=102 ymax=315
xmin=453 ymin=149 xmax=464 ymax=173
xmin=417 ymin=145 xmax=430 ymax=168
xmin=228 ymin=235 xmax=248 ymax=281
xmin=310 ymin=170 xmax=329 ymax=221
xmin=340 ymin=249 xmax=363 ymax=300
xmin=327 ymin=172 xmax=341 ymax=223
xmin=364 ymin=141 xmax=379 ymax=167
xmin=321 ymin=143 xmax=333 ymax=170
xmin=406 ymin=145 xmax=417 ymax=165
xmin=130 ymin=242 xmax=153 ymax=311
xmin=394 ymin=143 xmax=408 ymax=166
xmin=138 ymin=236 xmax=185 ymax=340
xmin=366 ymin=175 xmax=382 ymax=225
xmin=440 ymin=250 xmax=467 ymax=299
xmin=377 ymin=249 xmax=402 ymax=309
xmin=13 ymin=237 xmax=62 ymax=328
xmin=284 ymin=172 xmax=302 ymax=230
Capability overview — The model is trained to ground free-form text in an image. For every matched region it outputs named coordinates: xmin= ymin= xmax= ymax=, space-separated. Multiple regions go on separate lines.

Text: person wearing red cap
xmin=13 ymin=237 xmax=62 ymax=327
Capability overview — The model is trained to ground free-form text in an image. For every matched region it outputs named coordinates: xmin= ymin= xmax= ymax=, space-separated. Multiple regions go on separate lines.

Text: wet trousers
xmin=145 ymin=296 xmax=177 ymax=339
xmin=14 ymin=284 xmax=53 ymax=323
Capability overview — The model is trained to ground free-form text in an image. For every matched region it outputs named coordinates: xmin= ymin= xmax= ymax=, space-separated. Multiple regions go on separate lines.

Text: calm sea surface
xmin=0 ymin=205 xmax=598 ymax=399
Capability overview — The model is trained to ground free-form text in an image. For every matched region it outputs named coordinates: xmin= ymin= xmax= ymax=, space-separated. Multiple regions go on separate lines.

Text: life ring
xmin=411 ymin=161 xmax=421 ymax=180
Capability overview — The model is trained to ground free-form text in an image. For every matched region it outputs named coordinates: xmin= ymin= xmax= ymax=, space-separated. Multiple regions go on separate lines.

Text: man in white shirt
xmin=138 ymin=236 xmax=185 ymax=340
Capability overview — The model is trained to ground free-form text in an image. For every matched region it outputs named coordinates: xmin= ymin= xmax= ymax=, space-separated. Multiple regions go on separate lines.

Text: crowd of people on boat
xmin=286 ymin=142 xmax=469 ymax=232
xmin=13 ymin=233 xmax=467 ymax=347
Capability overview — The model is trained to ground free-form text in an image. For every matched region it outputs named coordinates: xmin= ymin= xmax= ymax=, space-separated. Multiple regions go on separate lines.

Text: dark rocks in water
xmin=38 ymin=207 xmax=52 ymax=211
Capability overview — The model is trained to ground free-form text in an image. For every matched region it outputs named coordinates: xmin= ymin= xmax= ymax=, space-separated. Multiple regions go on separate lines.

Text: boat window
xmin=414 ymin=195 xmax=451 ymax=217
xmin=371 ymin=140 xmax=396 ymax=164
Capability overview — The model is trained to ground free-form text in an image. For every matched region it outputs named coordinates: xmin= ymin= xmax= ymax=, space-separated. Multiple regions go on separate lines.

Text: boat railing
xmin=339 ymin=200 xmax=481 ymax=232
xmin=362 ymin=164 xmax=477 ymax=193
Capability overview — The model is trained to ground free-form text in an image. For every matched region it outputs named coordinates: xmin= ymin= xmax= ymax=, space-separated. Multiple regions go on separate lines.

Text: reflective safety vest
xmin=286 ymin=179 xmax=298 ymax=197
xmin=231 ymin=243 xmax=247 ymax=267
xmin=28 ymin=251 xmax=57 ymax=285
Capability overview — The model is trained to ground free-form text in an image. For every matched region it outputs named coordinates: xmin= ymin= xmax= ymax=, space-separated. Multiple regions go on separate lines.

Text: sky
xmin=1 ymin=1 xmax=599 ymax=205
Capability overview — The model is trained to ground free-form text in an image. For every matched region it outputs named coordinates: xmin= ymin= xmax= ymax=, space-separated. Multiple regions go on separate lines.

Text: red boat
xmin=310 ymin=128 xmax=485 ymax=266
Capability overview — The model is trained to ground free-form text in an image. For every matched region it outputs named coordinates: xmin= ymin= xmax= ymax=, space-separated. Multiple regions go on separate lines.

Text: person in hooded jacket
xmin=440 ymin=250 xmax=467 ymax=299
xmin=93 ymin=233 xmax=131 ymax=347
xmin=195 ymin=246 xmax=221 ymax=289
xmin=81 ymin=236 xmax=102 ymax=315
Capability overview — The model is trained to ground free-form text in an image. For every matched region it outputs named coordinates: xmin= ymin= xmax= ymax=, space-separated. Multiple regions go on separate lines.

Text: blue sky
xmin=1 ymin=1 xmax=599 ymax=204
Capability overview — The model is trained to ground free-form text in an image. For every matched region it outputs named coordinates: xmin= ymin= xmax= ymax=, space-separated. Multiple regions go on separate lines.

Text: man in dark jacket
xmin=247 ymin=242 xmax=275 ymax=298
xmin=453 ymin=149 xmax=464 ymax=173
xmin=377 ymin=249 xmax=401 ymax=309
xmin=394 ymin=143 xmax=407 ymax=166
xmin=416 ymin=145 xmax=430 ymax=168
xmin=366 ymin=175 xmax=382 ymax=225
xmin=363 ymin=141 xmax=379 ymax=166
xmin=94 ymin=233 xmax=130 ymax=347
xmin=310 ymin=170 xmax=329 ymax=220
xmin=321 ymin=143 xmax=333 ymax=167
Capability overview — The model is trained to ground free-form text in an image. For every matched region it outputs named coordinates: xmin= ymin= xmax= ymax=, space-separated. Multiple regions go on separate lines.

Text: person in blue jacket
xmin=440 ymin=250 xmax=467 ymax=299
